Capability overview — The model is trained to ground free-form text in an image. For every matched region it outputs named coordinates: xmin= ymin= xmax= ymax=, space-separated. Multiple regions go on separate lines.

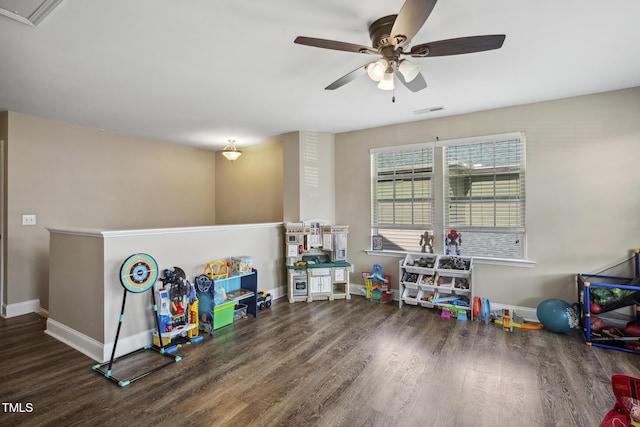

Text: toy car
xmin=257 ymin=291 xmax=272 ymax=310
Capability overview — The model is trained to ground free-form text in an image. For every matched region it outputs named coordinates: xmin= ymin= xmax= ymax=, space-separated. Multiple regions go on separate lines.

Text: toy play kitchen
xmin=285 ymin=222 xmax=351 ymax=303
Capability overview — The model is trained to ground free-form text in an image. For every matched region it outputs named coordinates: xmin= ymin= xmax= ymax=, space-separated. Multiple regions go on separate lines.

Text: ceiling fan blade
xmin=294 ymin=36 xmax=376 ymax=54
xmin=395 ymin=71 xmax=427 ymax=93
xmin=391 ymin=0 xmax=438 ymax=48
xmin=409 ymin=35 xmax=506 ymax=57
xmin=325 ymin=64 xmax=371 ymax=90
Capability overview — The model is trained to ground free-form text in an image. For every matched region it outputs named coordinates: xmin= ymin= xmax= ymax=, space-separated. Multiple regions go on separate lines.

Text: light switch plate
xmin=22 ymin=214 xmax=36 ymax=225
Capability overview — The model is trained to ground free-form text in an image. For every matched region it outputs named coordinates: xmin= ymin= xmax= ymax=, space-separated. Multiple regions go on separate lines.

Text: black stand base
xmin=92 ymin=344 xmax=181 ymax=387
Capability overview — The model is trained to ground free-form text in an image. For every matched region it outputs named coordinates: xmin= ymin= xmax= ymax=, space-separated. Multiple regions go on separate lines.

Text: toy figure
xmin=419 ymin=230 xmax=434 ymax=253
xmin=445 ymin=229 xmax=462 ymax=255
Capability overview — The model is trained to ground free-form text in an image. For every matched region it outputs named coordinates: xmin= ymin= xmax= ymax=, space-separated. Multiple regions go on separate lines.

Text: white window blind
xmin=443 ymin=134 xmax=526 ymax=258
xmin=371 ymin=146 xmax=434 ymax=251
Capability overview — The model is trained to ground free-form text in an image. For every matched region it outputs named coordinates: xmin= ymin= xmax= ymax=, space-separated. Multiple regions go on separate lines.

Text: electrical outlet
xmin=22 ymin=214 xmax=36 ymax=226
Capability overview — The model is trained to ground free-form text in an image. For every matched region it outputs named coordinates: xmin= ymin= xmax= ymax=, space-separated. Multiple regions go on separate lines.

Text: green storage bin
xmin=213 ymin=301 xmax=235 ymax=330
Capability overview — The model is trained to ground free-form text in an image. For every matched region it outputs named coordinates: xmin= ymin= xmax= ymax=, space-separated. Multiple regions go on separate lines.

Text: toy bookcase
xmin=399 ymin=252 xmax=473 ymax=319
xmin=197 ymin=269 xmax=258 ymax=334
xmin=577 ymin=250 xmax=640 ymax=354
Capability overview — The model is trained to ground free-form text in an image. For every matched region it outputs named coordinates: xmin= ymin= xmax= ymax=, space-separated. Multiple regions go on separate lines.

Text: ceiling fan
xmin=294 ymin=0 xmax=505 ymax=92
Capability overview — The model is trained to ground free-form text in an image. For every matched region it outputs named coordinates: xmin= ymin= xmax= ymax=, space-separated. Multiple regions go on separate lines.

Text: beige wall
xmin=335 ymin=87 xmax=640 ymax=308
xmin=5 ymin=112 xmax=217 ymax=312
xmin=282 ymin=132 xmax=301 ymax=222
xmin=48 ymin=232 xmax=104 ymax=341
xmin=215 ymin=138 xmax=283 ymax=224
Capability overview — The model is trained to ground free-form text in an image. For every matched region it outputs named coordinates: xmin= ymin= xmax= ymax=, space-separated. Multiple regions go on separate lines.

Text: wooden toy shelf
xmin=577 ymin=250 xmax=640 ymax=354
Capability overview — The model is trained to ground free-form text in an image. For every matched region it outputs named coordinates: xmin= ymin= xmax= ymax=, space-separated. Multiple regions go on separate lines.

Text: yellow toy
xmin=187 ymin=298 xmax=199 ymax=338
xmin=204 ymin=260 xmax=229 ymax=280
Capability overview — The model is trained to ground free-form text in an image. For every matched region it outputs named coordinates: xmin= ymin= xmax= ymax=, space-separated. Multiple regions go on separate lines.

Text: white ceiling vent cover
xmin=414 ymin=106 xmax=445 ymax=115
xmin=0 ymin=0 xmax=63 ymax=27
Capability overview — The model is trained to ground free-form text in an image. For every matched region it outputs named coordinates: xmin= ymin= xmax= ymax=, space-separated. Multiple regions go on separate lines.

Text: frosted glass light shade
xmin=377 ymin=72 xmax=394 ymax=90
xmin=366 ymin=59 xmax=388 ymax=82
xmin=222 ymin=139 xmax=242 ymax=161
xmin=222 ymin=150 xmax=242 ymax=161
xmin=398 ymin=59 xmax=420 ymax=82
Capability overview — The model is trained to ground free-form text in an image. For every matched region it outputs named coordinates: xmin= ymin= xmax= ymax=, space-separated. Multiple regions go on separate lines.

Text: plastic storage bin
xmin=234 ymin=303 xmax=248 ymax=320
xmin=214 ymin=301 xmax=235 ymax=330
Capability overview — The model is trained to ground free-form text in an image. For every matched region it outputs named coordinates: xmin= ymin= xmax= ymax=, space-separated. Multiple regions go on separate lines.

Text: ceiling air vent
xmin=414 ymin=106 xmax=445 ymax=115
xmin=0 ymin=0 xmax=63 ymax=27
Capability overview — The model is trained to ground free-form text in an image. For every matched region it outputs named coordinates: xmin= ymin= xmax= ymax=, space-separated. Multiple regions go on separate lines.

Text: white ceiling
xmin=1 ymin=0 xmax=639 ymax=150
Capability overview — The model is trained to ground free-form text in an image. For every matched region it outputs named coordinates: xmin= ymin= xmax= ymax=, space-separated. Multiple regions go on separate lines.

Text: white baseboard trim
xmin=46 ymin=318 xmax=104 ymax=362
xmin=2 ymin=298 xmax=41 ymax=318
xmin=349 ymin=283 xmax=368 ymax=297
xmin=46 ymin=318 xmax=155 ymax=363
xmin=101 ymin=330 xmax=155 ymax=363
xmin=267 ymin=285 xmax=287 ymax=301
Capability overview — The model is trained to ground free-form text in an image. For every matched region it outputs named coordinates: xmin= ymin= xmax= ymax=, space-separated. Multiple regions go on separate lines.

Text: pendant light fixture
xmin=222 ymin=139 xmax=242 ymax=161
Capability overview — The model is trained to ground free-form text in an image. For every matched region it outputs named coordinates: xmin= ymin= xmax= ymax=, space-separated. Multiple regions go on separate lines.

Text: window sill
xmin=364 ymin=249 xmax=536 ymax=268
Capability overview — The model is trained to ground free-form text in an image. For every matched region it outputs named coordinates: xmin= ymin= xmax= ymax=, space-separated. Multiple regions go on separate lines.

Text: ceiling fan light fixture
xmin=377 ymin=71 xmax=394 ymax=90
xmin=366 ymin=59 xmax=388 ymax=82
xmin=398 ymin=59 xmax=420 ymax=82
xmin=221 ymin=139 xmax=242 ymax=161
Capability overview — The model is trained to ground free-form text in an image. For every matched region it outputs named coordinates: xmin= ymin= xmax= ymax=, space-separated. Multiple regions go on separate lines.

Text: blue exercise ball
xmin=536 ymin=299 xmax=579 ymax=333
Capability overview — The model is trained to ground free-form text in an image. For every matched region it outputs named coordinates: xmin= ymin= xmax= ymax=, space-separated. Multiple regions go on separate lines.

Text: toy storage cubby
xmin=197 ymin=269 xmax=258 ymax=334
xmin=577 ymin=250 xmax=640 ymax=354
xmin=399 ymin=252 xmax=474 ymax=318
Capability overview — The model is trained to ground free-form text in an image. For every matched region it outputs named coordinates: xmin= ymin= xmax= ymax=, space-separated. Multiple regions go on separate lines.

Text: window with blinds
xmin=370 ymin=132 xmax=526 ymax=259
xmin=443 ymin=134 xmax=526 ymax=259
xmin=371 ymin=146 xmax=434 ymax=252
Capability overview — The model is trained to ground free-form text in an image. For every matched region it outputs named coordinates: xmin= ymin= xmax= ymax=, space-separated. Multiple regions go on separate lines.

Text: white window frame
xmin=370 ymin=143 xmax=435 ymax=252
xmin=370 ymin=132 xmax=527 ymax=260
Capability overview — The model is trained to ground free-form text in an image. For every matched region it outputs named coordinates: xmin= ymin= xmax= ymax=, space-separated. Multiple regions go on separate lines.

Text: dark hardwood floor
xmin=1 ymin=297 xmax=639 ymax=426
